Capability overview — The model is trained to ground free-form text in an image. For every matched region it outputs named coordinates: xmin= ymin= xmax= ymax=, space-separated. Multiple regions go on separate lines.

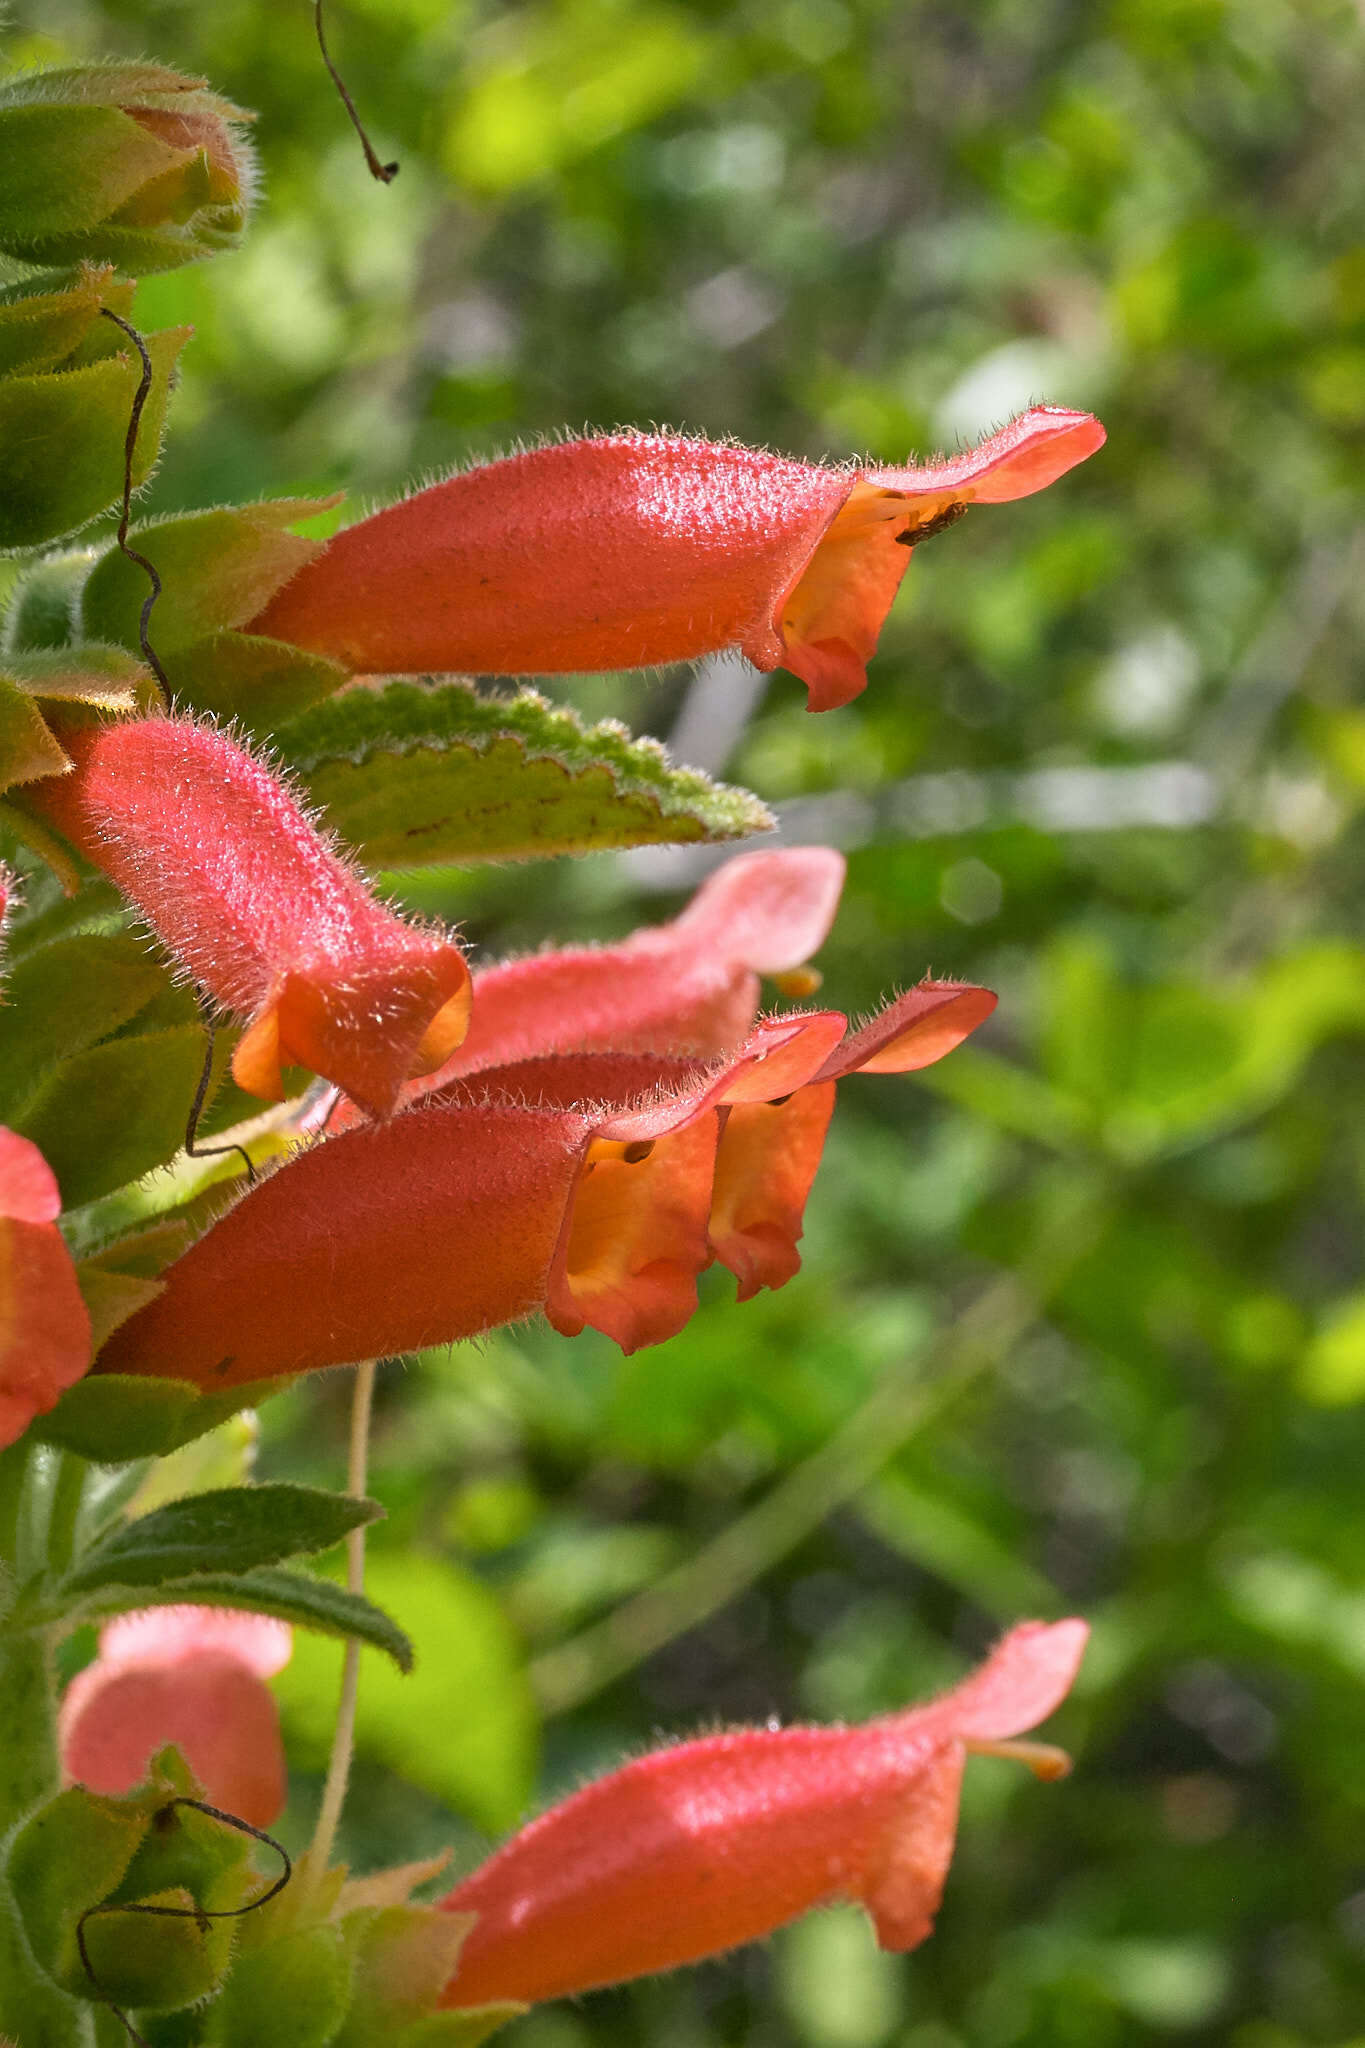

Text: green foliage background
xmin=14 ymin=0 xmax=1365 ymax=2042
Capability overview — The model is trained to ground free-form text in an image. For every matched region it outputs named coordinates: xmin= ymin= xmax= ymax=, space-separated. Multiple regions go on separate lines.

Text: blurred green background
xmin=14 ymin=0 xmax=1365 ymax=2041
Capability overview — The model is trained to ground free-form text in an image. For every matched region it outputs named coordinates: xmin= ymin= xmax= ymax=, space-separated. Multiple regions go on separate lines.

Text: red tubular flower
xmin=249 ymin=409 xmax=1106 ymax=711
xmin=0 ymin=1127 xmax=91 ymax=1447
xmin=438 ymin=1619 xmax=1087 ymax=2008
xmin=30 ymin=714 xmax=470 ymax=1116
xmin=95 ymin=981 xmax=994 ymax=1386
xmin=58 ymin=1606 xmax=292 ymax=1828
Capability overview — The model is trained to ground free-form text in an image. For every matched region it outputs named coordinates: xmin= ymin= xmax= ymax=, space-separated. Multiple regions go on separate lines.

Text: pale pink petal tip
xmin=946 ymin=1619 xmax=1090 ymax=1742
xmin=98 ymin=1604 xmax=293 ymax=1677
xmin=675 ymin=847 xmax=847 ymax=973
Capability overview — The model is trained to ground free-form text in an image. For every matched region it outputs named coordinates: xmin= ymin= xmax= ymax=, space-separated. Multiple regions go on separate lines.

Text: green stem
xmin=45 ymin=1451 xmax=87 ymax=1582
xmin=0 ymin=1436 xmax=32 ymax=1576
xmin=0 ymin=1627 xmax=59 ymax=1834
xmin=302 ymin=1359 xmax=377 ymax=1895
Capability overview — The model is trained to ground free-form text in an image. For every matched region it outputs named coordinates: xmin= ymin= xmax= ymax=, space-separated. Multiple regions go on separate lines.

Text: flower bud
xmin=7 ymin=1750 xmax=256 ymax=2010
xmin=27 ymin=713 xmax=471 ymax=1115
xmin=59 ymin=1607 xmax=293 ymax=1829
xmin=0 ymin=62 xmax=254 ymax=272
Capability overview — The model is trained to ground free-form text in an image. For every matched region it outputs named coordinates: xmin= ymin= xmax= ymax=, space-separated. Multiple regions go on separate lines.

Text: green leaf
xmin=34 ymin=1371 xmax=282 ymax=1463
xmin=81 ymin=499 xmax=337 ymax=649
xmin=13 ymin=1019 xmax=209 ymax=1206
xmin=273 ymin=1551 xmax=535 ymax=1830
xmin=146 ymin=628 xmax=349 ymax=730
xmin=395 ymin=2009 xmax=527 ymax=2048
xmin=0 ymin=325 xmax=189 ymax=550
xmin=2 ymin=546 xmax=98 ymax=651
xmin=74 ymin=1566 xmax=414 ymax=1672
xmin=201 ymin=1923 xmax=352 ymax=2048
xmin=63 ymin=1482 xmax=384 ymax=1592
xmin=332 ymin=1903 xmax=481 ymax=2047
xmin=0 ymin=265 xmax=133 ymax=378
xmin=276 ymin=680 xmax=774 ymax=866
xmin=0 ymin=673 xmax=68 ymax=788
xmin=6 ymin=642 xmax=154 ymax=711
xmin=75 ymin=1264 xmax=166 ymax=1355
xmin=0 ymin=927 xmax=173 ymax=1122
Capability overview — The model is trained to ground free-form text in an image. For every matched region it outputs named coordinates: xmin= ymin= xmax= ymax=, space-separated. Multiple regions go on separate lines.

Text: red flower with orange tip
xmin=439 ymin=1620 xmax=1087 ymax=2008
xmin=30 ymin=713 xmax=471 ymax=1117
xmin=0 ymin=1127 xmax=91 ymax=1448
xmin=94 ymin=979 xmax=994 ymax=1386
xmin=251 ymin=409 xmax=1105 ymax=711
xmin=58 ymin=1606 xmax=292 ymax=1828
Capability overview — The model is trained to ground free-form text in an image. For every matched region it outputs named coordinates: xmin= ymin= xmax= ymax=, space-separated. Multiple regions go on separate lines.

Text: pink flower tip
xmin=58 ymin=1605 xmax=293 ymax=1829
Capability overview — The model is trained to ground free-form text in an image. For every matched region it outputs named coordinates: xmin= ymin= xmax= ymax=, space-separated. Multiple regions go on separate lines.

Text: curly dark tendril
xmin=185 ymin=990 xmax=257 ymax=1184
xmin=76 ymin=1797 xmax=292 ymax=2046
xmin=315 ymin=0 xmax=399 ymax=182
xmin=97 ymin=308 xmax=172 ymax=696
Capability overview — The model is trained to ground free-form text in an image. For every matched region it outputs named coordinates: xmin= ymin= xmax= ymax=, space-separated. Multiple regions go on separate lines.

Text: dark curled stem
xmin=98 ymin=308 xmax=172 ymax=697
xmin=315 ymin=0 xmax=399 ymax=182
xmin=186 ymin=991 xmax=257 ymax=1184
xmin=76 ymin=1798 xmax=292 ymax=2045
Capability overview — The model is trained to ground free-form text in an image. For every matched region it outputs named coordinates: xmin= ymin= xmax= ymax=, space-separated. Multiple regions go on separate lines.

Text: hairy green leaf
xmin=35 ymin=1373 xmax=283 ymax=1463
xmin=276 ymin=679 xmax=773 ymax=865
xmin=0 ymin=325 xmax=189 ymax=550
xmin=63 ymin=1482 xmax=384 ymax=1593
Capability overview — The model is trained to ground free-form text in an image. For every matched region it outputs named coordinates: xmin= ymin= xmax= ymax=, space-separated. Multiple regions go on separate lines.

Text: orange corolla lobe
xmin=251 ymin=410 xmax=1105 ymax=710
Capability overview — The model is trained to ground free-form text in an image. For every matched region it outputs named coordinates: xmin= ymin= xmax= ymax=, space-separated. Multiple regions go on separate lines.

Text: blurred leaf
xmin=274 ymin=1550 xmax=535 ymax=1833
xmin=1300 ymin=1294 xmax=1365 ymax=1406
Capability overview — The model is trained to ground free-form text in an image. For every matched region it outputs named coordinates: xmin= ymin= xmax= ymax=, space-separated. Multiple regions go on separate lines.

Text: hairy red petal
xmin=546 ymin=1117 xmax=720 ymax=1352
xmin=426 ymin=847 xmax=847 ymax=1091
xmin=440 ymin=1621 xmax=1088 ymax=2007
xmin=251 ymin=414 xmax=1103 ymax=709
xmin=708 ymin=1083 xmax=836 ymax=1299
xmin=815 ymin=981 xmax=998 ymax=1079
xmin=93 ymin=1099 xmax=589 ymax=1389
xmin=0 ymin=1128 xmax=90 ymax=1447
xmin=30 ymin=716 xmax=469 ymax=1114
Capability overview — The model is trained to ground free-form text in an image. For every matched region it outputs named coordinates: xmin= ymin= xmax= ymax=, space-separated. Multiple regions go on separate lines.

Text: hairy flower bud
xmin=28 ymin=714 xmax=471 ymax=1115
xmin=0 ymin=62 xmax=254 ymax=272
